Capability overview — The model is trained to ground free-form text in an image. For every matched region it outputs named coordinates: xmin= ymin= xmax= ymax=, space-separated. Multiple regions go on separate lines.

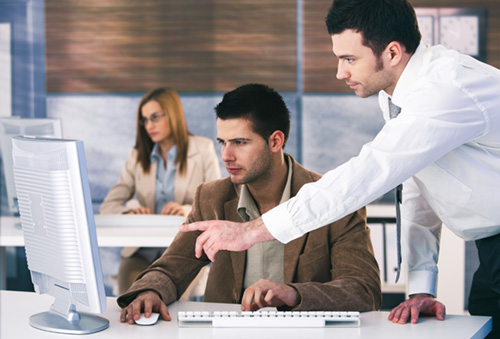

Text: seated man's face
xmin=216 ymin=118 xmax=273 ymax=186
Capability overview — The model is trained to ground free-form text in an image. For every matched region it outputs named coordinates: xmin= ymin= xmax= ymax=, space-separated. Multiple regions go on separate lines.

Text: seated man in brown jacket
xmin=118 ymin=83 xmax=382 ymax=324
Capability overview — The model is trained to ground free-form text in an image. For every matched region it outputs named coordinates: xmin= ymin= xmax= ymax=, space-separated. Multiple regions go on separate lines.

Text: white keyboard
xmin=177 ymin=310 xmax=360 ymax=328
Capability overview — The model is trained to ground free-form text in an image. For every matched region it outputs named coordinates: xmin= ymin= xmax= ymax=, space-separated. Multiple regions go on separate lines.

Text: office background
xmin=1 ymin=0 xmax=499 ymax=310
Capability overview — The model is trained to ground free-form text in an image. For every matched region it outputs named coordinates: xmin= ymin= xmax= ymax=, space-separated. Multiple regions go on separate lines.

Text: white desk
xmin=0 ymin=215 xmax=183 ymax=247
xmin=0 ymin=215 xmax=183 ymax=289
xmin=0 ymin=290 xmax=491 ymax=339
xmin=0 ymin=211 xmax=470 ymax=315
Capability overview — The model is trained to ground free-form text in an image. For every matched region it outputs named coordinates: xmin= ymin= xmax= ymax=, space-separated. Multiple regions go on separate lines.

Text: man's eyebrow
xmin=216 ymin=137 xmax=251 ymax=142
xmin=337 ymin=54 xmax=355 ymax=59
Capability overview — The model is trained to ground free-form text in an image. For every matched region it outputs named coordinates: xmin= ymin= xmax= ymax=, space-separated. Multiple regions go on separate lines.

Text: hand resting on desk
xmin=127 ymin=201 xmax=184 ymax=216
xmin=126 ymin=206 xmax=153 ymax=215
xmin=388 ymin=293 xmax=446 ymax=324
xmin=159 ymin=201 xmax=184 ymax=216
xmin=120 ymin=291 xmax=171 ymax=325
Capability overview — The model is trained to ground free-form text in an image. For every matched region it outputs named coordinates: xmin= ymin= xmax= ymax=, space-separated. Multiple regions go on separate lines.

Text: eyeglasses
xmin=139 ymin=113 xmax=166 ymax=126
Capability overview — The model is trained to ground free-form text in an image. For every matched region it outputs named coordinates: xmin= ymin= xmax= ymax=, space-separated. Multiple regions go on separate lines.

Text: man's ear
xmin=385 ymin=41 xmax=404 ymax=66
xmin=268 ymin=130 xmax=285 ymax=152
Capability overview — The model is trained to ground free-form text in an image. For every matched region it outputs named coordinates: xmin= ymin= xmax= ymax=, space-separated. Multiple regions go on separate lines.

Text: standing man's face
xmin=332 ymin=29 xmax=396 ymax=97
xmin=216 ymin=118 xmax=273 ymax=186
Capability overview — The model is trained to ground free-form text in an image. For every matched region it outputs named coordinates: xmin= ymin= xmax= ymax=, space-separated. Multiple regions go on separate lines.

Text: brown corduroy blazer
xmin=117 ymin=156 xmax=382 ymax=311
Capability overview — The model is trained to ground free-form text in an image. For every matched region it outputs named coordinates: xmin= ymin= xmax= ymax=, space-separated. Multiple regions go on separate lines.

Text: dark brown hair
xmin=325 ymin=0 xmax=421 ymax=57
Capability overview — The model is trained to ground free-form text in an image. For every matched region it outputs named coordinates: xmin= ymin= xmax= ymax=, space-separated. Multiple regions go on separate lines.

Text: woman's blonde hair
xmin=135 ymin=87 xmax=190 ymax=175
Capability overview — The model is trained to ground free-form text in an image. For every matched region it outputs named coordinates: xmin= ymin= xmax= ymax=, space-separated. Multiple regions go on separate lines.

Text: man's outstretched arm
xmin=179 ymin=217 xmax=275 ymax=261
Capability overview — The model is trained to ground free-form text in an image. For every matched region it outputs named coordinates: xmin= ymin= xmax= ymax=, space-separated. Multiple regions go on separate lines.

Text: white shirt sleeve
xmin=262 ymin=82 xmax=487 ymax=245
xmin=401 ymin=176 xmax=442 ymax=296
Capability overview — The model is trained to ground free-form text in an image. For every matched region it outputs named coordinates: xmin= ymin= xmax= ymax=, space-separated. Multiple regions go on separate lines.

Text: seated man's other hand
xmin=388 ymin=293 xmax=446 ymax=324
xmin=241 ymin=279 xmax=301 ymax=311
xmin=120 ymin=290 xmax=171 ymax=325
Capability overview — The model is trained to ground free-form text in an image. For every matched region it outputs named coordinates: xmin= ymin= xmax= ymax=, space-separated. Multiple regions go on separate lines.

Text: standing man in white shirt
xmin=181 ymin=0 xmax=500 ymax=336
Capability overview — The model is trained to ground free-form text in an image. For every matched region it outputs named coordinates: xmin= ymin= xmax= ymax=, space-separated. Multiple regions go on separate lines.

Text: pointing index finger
xmin=179 ymin=221 xmax=211 ymax=232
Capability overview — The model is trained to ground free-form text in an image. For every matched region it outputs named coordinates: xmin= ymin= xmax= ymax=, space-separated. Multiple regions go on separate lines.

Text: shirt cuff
xmin=407 ymin=270 xmax=437 ymax=297
xmin=262 ymin=203 xmax=302 ymax=244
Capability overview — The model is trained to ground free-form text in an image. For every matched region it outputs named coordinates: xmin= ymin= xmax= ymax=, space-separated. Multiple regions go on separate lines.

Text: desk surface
xmin=0 ymin=215 xmax=182 ymax=247
xmin=0 ymin=291 xmax=491 ymax=339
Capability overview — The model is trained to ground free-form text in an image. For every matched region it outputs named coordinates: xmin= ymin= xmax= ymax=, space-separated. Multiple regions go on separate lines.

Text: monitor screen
xmin=0 ymin=117 xmax=62 ymax=215
xmin=11 ymin=135 xmax=109 ymax=335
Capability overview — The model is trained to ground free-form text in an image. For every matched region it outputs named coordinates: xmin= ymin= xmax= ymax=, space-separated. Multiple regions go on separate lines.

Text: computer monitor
xmin=11 ymin=136 xmax=109 ymax=335
xmin=0 ymin=117 xmax=63 ymax=215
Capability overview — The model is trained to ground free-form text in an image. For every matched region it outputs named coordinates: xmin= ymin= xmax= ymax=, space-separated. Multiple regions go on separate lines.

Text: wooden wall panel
xmin=46 ymin=0 xmax=500 ymax=94
xmin=45 ymin=0 xmax=296 ymax=93
xmin=303 ymin=0 xmax=500 ymax=93
xmin=303 ymin=0 xmax=340 ymax=93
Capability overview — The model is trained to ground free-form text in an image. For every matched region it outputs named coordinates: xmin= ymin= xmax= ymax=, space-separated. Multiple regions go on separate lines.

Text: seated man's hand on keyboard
xmin=241 ymin=279 xmax=301 ymax=311
xmin=120 ymin=290 xmax=171 ymax=325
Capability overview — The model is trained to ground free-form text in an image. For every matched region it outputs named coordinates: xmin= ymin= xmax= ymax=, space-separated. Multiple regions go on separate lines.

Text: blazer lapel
xmin=174 ymin=137 xmax=198 ymax=204
xmin=174 ymin=162 xmax=193 ymax=204
xmin=143 ymin=161 xmax=157 ymax=212
xmin=283 ymin=156 xmax=315 ymax=284
xmin=225 ymin=196 xmax=247 ymax=296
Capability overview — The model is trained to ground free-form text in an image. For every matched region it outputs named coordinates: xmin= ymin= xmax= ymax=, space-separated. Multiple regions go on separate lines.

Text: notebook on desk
xmin=94 ymin=214 xmax=185 ymax=228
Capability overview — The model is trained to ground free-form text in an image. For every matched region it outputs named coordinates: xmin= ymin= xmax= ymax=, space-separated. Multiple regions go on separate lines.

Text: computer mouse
xmin=135 ymin=312 xmax=160 ymax=326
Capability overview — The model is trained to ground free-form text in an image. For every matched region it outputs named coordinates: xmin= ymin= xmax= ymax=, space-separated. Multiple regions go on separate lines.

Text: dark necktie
xmin=388 ymin=98 xmax=403 ymax=283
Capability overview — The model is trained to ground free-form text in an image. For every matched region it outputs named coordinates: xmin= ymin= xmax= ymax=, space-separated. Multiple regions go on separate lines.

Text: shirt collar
xmin=379 ymin=42 xmax=428 ymax=116
xmin=150 ymin=143 xmax=161 ymax=162
xmin=237 ymin=154 xmax=293 ymax=222
xmin=150 ymin=143 xmax=177 ymax=163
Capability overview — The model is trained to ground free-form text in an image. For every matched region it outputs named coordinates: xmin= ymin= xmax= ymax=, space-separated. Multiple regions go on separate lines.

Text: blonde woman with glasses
xmin=100 ymin=87 xmax=221 ymax=295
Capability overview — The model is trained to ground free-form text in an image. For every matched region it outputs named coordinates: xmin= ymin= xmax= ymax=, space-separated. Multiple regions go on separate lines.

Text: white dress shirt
xmin=263 ymin=42 xmax=500 ymax=297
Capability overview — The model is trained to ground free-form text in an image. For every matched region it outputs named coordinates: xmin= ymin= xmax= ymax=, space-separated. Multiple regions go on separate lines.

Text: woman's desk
xmin=0 ymin=290 xmax=491 ymax=339
xmin=0 ymin=215 xmax=183 ymax=247
xmin=0 ymin=215 xmax=183 ymax=289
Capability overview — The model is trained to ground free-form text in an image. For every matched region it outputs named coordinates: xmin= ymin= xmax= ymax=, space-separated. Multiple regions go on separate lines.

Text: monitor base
xmin=30 ymin=311 xmax=109 ymax=335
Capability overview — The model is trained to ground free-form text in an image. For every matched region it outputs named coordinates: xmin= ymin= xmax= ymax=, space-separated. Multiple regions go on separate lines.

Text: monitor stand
xmin=29 ymin=294 xmax=109 ymax=335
